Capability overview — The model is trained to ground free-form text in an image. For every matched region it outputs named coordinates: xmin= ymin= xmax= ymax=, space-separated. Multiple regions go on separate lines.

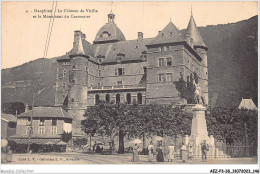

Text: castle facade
xmin=54 ymin=11 xmax=208 ymax=135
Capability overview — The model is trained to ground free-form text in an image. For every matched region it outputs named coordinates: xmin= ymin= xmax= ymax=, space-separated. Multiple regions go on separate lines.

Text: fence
xmin=162 ymin=143 xmax=256 ymax=159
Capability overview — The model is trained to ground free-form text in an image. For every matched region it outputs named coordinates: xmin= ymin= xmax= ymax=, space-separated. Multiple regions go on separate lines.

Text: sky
xmin=1 ymin=1 xmax=258 ymax=69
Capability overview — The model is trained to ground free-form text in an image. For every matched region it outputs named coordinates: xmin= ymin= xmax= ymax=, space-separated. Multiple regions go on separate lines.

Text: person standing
xmin=148 ymin=141 xmax=154 ymax=162
xmin=188 ymin=144 xmax=193 ymax=160
xmin=132 ymin=144 xmax=140 ymax=162
xmin=181 ymin=143 xmax=187 ymax=162
xmin=167 ymin=144 xmax=175 ymax=162
xmin=156 ymin=144 xmax=164 ymax=162
xmin=201 ymin=140 xmax=209 ymax=162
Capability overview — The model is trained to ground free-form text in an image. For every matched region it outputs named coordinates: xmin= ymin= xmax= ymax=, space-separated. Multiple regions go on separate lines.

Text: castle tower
xmin=68 ymin=31 xmax=89 ymax=135
xmin=186 ymin=11 xmax=209 ymax=105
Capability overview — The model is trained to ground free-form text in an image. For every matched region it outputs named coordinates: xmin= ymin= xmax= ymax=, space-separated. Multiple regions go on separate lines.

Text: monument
xmin=188 ymin=83 xmax=229 ymax=158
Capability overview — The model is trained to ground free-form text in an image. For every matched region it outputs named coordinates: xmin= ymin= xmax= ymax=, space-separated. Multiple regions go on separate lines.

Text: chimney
xmin=158 ymin=31 xmax=161 ymax=35
xmin=185 ymin=33 xmax=191 ymax=45
xmin=138 ymin=32 xmax=143 ymax=42
xmin=25 ymin=104 xmax=29 ymax=112
xmin=73 ymin=30 xmax=82 ymax=49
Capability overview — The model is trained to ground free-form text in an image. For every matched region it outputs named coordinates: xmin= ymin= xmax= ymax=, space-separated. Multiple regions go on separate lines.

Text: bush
xmin=73 ymin=138 xmax=87 ymax=148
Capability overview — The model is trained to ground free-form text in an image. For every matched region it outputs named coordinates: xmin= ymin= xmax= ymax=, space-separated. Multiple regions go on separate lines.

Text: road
xmin=5 ymin=152 xmax=258 ymax=164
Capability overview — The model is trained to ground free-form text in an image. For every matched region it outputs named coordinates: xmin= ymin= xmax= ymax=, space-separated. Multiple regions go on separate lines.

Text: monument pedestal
xmin=189 ymin=104 xmax=210 ymax=146
xmin=189 ymin=104 xmax=210 ymax=158
xmin=188 ymin=104 xmax=229 ymax=159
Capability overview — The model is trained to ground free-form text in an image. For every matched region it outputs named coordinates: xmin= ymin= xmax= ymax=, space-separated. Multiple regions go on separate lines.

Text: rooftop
xmin=1 ymin=113 xmax=17 ymax=122
xmin=238 ymin=98 xmax=257 ymax=110
xmin=17 ymin=106 xmax=73 ymax=119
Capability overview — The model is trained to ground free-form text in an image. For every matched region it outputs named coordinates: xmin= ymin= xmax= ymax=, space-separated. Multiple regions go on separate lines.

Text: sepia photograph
xmin=1 ymin=1 xmax=259 ymax=173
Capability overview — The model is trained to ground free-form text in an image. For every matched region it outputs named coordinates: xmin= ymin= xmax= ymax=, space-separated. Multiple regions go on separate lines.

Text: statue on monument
xmin=193 ymin=79 xmax=202 ymax=104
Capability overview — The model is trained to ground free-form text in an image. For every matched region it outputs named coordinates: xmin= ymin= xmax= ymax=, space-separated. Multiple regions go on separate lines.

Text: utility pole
xmin=27 ymin=93 xmax=36 ymax=153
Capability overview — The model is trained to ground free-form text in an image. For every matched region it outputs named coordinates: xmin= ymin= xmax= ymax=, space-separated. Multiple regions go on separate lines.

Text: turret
xmin=68 ymin=32 xmax=89 ymax=135
xmin=108 ymin=10 xmax=115 ymax=23
xmin=186 ymin=10 xmax=208 ymax=105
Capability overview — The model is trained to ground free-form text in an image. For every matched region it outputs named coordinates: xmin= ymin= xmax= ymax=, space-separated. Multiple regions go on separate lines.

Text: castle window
xmin=62 ymin=83 xmax=66 ymax=89
xmin=71 ymin=98 xmax=74 ymax=102
xmin=158 ymin=58 xmax=164 ymax=67
xmin=164 ymin=45 xmax=169 ymax=51
xmin=72 ymin=66 xmax=76 ymax=69
xmin=39 ymin=126 xmax=45 ymax=135
xmin=39 ymin=118 xmax=45 ymax=126
xmin=194 ymin=72 xmax=199 ymax=84
xmin=115 ymin=69 xmax=118 ymax=75
xmin=63 ymin=70 xmax=66 ymax=77
xmin=26 ymin=126 xmax=33 ymax=135
xmin=95 ymin=94 xmax=100 ymax=104
xmin=158 ymin=74 xmax=164 ymax=82
xmin=27 ymin=117 xmax=31 ymax=124
xmin=105 ymin=94 xmax=110 ymax=103
xmin=51 ymin=127 xmax=57 ymax=134
xmin=187 ymin=75 xmax=190 ymax=83
xmin=118 ymin=68 xmax=125 ymax=76
xmin=166 ymin=73 xmax=172 ymax=82
xmin=117 ymin=81 xmax=123 ymax=86
xmin=166 ymin=58 xmax=172 ymax=66
xmin=85 ymin=67 xmax=88 ymax=72
xmin=137 ymin=93 xmax=142 ymax=104
xmin=116 ymin=94 xmax=120 ymax=103
xmin=126 ymin=93 xmax=131 ymax=104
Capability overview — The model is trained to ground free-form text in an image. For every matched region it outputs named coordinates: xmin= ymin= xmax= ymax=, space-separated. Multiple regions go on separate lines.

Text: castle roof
xmin=148 ymin=22 xmax=185 ymax=45
xmin=93 ymin=23 xmax=126 ymax=44
xmin=186 ymin=14 xmax=206 ymax=48
xmin=91 ymin=38 xmax=153 ymax=64
xmin=56 ymin=37 xmax=96 ymax=62
xmin=75 ymin=34 xmax=85 ymax=55
xmin=17 ymin=106 xmax=73 ymax=119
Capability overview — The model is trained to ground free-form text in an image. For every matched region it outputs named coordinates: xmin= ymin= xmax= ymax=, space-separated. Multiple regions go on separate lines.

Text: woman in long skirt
xmin=148 ymin=141 xmax=154 ymax=162
xmin=167 ymin=145 xmax=175 ymax=162
xmin=132 ymin=144 xmax=139 ymax=162
xmin=156 ymin=145 xmax=164 ymax=162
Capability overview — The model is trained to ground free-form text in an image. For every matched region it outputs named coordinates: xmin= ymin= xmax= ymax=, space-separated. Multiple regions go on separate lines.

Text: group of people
xmin=132 ymin=141 xmax=175 ymax=162
xmin=93 ymin=143 xmax=104 ymax=153
xmin=132 ymin=140 xmax=209 ymax=163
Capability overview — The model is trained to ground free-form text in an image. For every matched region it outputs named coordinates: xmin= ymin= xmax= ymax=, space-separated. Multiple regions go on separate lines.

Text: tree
xmin=206 ymin=107 xmax=258 ymax=149
xmin=174 ymin=73 xmax=196 ymax=104
xmin=82 ymin=102 xmax=195 ymax=155
xmin=61 ymin=131 xmax=72 ymax=143
xmin=82 ymin=102 xmax=131 ymax=154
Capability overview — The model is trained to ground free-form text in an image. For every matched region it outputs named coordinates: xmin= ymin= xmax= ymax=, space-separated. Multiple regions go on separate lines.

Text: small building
xmin=1 ymin=113 xmax=17 ymax=139
xmin=238 ymin=98 xmax=257 ymax=110
xmin=10 ymin=106 xmax=72 ymax=144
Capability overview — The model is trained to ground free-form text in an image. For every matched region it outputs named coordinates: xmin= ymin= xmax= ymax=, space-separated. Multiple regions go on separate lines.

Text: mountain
xmin=1 ymin=58 xmax=57 ymax=106
xmin=193 ymin=15 xmax=258 ymax=107
xmin=1 ymin=16 xmax=258 ymax=108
